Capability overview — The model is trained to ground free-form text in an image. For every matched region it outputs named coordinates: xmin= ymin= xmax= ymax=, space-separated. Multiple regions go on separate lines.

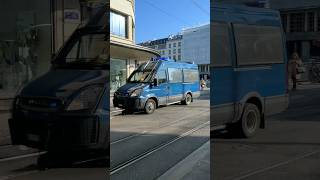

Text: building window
xmin=173 ymin=43 xmax=176 ymax=47
xmin=178 ymin=55 xmax=181 ymax=60
xmin=281 ymin=14 xmax=287 ymax=32
xmin=290 ymin=13 xmax=305 ymax=32
xmin=307 ymin=12 xmax=315 ymax=32
xmin=168 ymin=44 xmax=171 ymax=48
xmin=173 ymin=49 xmax=176 ymax=54
xmin=178 ymin=42 xmax=181 ymax=47
xmin=318 ymin=11 xmax=320 ymax=31
xmin=110 ymin=11 xmax=127 ymax=38
xmin=173 ymin=55 xmax=176 ymax=60
xmin=169 ymin=50 xmax=171 ymax=54
xmin=178 ymin=49 xmax=181 ymax=53
xmin=169 ymin=56 xmax=171 ymax=59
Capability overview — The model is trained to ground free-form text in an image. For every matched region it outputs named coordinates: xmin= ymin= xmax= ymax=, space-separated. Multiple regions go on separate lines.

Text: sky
xmin=135 ymin=0 xmax=210 ymax=43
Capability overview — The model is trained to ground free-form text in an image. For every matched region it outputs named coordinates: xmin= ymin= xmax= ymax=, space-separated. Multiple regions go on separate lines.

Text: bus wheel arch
xmin=239 ymin=102 xmax=261 ymax=138
xmin=144 ymin=97 xmax=158 ymax=114
xmin=246 ymin=97 xmax=265 ymax=129
xmin=182 ymin=92 xmax=192 ymax=105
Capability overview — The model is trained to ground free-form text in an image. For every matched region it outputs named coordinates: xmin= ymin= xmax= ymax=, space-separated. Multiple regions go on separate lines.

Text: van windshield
xmin=54 ymin=31 xmax=108 ymax=70
xmin=127 ymin=62 xmax=158 ymax=83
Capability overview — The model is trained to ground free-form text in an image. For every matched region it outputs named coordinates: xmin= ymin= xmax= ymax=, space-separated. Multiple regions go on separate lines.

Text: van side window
xmin=168 ymin=68 xmax=183 ymax=83
xmin=183 ymin=69 xmax=199 ymax=83
xmin=234 ymin=24 xmax=284 ymax=65
xmin=157 ymin=70 xmax=167 ymax=84
xmin=211 ymin=23 xmax=232 ymax=67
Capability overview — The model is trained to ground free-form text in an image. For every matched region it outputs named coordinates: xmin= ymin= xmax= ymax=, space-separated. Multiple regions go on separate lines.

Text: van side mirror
xmin=153 ymin=78 xmax=158 ymax=87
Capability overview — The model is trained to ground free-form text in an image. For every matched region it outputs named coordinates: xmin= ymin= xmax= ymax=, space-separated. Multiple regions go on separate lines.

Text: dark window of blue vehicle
xmin=110 ymin=11 xmax=127 ymax=38
xmin=168 ymin=68 xmax=183 ymax=83
xmin=211 ymin=23 xmax=232 ymax=67
xmin=183 ymin=69 xmax=199 ymax=83
xmin=234 ymin=24 xmax=284 ymax=65
xmin=157 ymin=70 xmax=167 ymax=84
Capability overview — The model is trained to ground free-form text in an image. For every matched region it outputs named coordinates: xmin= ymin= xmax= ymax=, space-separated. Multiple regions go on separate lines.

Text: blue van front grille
xmin=18 ymin=97 xmax=63 ymax=110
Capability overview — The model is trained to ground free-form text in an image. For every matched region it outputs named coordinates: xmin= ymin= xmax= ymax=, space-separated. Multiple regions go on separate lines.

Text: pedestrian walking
xmin=288 ymin=52 xmax=303 ymax=90
xmin=200 ymin=78 xmax=206 ymax=90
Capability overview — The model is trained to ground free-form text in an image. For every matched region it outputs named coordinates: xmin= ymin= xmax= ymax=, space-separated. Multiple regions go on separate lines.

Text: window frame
xmin=168 ymin=68 xmax=183 ymax=83
xmin=211 ymin=22 xmax=233 ymax=67
xmin=110 ymin=11 xmax=128 ymax=38
xmin=233 ymin=23 xmax=285 ymax=66
xmin=183 ymin=69 xmax=199 ymax=83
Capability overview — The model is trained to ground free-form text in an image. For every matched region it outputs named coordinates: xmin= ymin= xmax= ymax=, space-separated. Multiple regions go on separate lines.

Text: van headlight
xmin=66 ymin=86 xmax=103 ymax=111
xmin=130 ymin=89 xmax=142 ymax=97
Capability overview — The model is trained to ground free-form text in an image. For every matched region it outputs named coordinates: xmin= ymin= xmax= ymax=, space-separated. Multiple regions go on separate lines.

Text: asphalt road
xmin=0 ymin=91 xmax=210 ymax=180
xmin=110 ymin=95 xmax=210 ymax=180
xmin=212 ymin=84 xmax=320 ymax=180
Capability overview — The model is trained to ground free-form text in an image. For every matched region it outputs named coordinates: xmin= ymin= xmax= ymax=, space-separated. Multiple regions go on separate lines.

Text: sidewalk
xmin=0 ymin=113 xmax=11 ymax=145
xmin=158 ymin=141 xmax=210 ymax=180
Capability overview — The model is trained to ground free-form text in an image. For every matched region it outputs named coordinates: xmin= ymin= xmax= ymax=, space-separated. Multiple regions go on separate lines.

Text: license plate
xmin=27 ymin=134 xmax=40 ymax=142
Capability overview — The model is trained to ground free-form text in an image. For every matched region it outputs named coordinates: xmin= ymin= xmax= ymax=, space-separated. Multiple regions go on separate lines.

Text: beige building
xmin=110 ymin=0 xmax=159 ymax=92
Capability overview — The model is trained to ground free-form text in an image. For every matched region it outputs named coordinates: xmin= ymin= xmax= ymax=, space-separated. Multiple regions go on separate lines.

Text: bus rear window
xmin=183 ymin=69 xmax=199 ymax=83
xmin=234 ymin=24 xmax=284 ymax=65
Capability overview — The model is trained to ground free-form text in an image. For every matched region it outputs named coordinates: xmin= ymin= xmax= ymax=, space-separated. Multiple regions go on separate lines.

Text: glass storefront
xmin=110 ymin=58 xmax=127 ymax=92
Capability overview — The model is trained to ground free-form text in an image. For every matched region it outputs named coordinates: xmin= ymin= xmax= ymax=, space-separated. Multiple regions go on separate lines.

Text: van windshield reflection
xmin=127 ymin=62 xmax=157 ymax=83
xmin=55 ymin=33 xmax=108 ymax=69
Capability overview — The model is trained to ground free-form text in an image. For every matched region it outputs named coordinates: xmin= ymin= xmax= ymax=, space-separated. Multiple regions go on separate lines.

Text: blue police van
xmin=113 ymin=58 xmax=200 ymax=114
xmin=211 ymin=4 xmax=289 ymax=137
xmin=8 ymin=3 xmax=109 ymax=166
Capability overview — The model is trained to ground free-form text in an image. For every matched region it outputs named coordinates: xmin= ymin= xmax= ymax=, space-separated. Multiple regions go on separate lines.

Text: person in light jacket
xmin=288 ymin=52 xmax=303 ymax=90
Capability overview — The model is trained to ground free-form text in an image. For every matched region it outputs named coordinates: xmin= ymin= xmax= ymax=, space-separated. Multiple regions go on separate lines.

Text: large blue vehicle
xmin=211 ymin=3 xmax=289 ymax=137
xmin=8 ymin=3 xmax=109 ymax=164
xmin=113 ymin=58 xmax=200 ymax=114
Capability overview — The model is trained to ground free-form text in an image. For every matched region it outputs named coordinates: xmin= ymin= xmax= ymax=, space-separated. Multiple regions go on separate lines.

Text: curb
xmin=157 ymin=141 xmax=210 ymax=180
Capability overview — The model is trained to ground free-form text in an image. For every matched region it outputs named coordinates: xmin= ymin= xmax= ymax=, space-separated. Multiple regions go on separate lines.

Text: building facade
xmin=139 ymin=34 xmax=183 ymax=61
xmin=270 ymin=0 xmax=320 ymax=61
xmin=182 ymin=24 xmax=210 ymax=80
xmin=217 ymin=0 xmax=320 ymax=61
xmin=110 ymin=0 xmax=159 ymax=92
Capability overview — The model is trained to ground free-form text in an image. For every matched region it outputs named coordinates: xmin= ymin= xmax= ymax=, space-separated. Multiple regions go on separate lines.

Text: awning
xmin=110 ymin=40 xmax=160 ymax=61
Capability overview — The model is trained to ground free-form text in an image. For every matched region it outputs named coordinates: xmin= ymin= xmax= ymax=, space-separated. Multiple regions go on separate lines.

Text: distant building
xmin=182 ymin=24 xmax=210 ymax=80
xmin=270 ymin=0 xmax=320 ymax=61
xmin=139 ymin=34 xmax=183 ymax=61
xmin=216 ymin=0 xmax=320 ymax=61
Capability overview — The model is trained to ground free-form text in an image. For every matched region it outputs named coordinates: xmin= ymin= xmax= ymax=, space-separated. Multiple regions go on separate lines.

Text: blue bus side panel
xmin=211 ymin=67 xmax=235 ymax=106
xmin=235 ymin=64 xmax=287 ymax=101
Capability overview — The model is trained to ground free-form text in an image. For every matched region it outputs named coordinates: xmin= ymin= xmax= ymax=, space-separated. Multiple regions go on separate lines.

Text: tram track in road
xmin=110 ymin=109 xmax=209 ymax=145
xmin=110 ymin=121 xmax=210 ymax=176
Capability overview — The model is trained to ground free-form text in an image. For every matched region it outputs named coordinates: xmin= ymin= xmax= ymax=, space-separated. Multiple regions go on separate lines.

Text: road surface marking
xmin=232 ymin=149 xmax=320 ymax=180
xmin=0 ymin=152 xmax=45 ymax=163
xmin=110 ymin=109 xmax=209 ymax=145
xmin=110 ymin=121 xmax=209 ymax=176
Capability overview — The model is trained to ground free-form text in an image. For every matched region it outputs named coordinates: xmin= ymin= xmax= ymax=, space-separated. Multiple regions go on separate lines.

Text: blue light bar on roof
xmin=151 ymin=57 xmax=172 ymax=61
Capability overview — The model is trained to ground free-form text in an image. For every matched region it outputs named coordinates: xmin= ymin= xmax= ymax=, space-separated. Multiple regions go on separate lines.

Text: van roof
xmin=211 ymin=3 xmax=281 ymax=26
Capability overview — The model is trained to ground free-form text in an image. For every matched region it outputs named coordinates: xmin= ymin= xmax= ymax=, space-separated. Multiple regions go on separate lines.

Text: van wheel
xmin=182 ymin=94 xmax=192 ymax=105
xmin=144 ymin=99 xmax=156 ymax=114
xmin=239 ymin=103 xmax=261 ymax=138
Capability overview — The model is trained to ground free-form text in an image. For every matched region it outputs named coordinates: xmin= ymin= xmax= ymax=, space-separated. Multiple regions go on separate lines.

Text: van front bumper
xmin=9 ymin=110 xmax=108 ymax=152
xmin=113 ymin=96 xmax=146 ymax=111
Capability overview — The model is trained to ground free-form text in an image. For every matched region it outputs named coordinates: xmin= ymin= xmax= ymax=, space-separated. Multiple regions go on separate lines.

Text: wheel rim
xmin=186 ymin=95 xmax=191 ymax=104
xmin=147 ymin=101 xmax=155 ymax=112
xmin=246 ymin=110 xmax=257 ymax=133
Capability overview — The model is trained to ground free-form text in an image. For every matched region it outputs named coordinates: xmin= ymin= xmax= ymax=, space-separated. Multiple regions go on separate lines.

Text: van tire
xmin=144 ymin=99 xmax=156 ymax=114
xmin=182 ymin=93 xmax=192 ymax=105
xmin=238 ymin=103 xmax=261 ymax=138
